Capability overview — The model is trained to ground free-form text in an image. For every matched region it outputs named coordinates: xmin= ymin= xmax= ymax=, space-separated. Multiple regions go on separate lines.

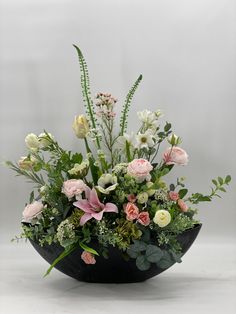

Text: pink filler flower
xmin=178 ymin=199 xmax=188 ymax=212
xmin=73 ymin=188 xmax=118 ymax=225
xmin=169 ymin=191 xmax=179 ymax=201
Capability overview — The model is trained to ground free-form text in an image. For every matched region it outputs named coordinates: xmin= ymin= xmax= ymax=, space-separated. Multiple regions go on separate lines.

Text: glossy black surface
xmin=30 ymin=224 xmax=202 ymax=283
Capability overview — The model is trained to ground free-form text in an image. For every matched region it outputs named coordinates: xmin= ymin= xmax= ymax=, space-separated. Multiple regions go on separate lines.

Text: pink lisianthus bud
xmin=81 ymin=251 xmax=96 ymax=265
xmin=178 ymin=199 xmax=188 ymax=212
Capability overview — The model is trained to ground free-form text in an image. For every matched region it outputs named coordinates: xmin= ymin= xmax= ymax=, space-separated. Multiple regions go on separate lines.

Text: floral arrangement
xmin=7 ymin=45 xmax=231 ymax=275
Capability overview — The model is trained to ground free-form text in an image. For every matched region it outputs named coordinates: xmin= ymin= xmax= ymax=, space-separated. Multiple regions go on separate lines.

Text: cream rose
xmin=163 ymin=147 xmax=188 ymax=166
xmin=22 ymin=201 xmax=44 ymax=223
xmin=153 ymin=210 xmax=171 ymax=227
xmin=72 ymin=115 xmax=90 ymax=139
xmin=127 ymin=159 xmax=153 ymax=182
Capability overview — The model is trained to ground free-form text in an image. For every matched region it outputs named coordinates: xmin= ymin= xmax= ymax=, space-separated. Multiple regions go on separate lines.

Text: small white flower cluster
xmin=56 ymin=219 xmax=76 ymax=247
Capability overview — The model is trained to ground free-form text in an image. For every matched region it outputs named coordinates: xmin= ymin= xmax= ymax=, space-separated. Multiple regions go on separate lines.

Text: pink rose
xmin=137 ymin=211 xmax=150 ymax=226
xmin=127 ymin=194 xmax=137 ymax=203
xmin=22 ymin=201 xmax=44 ymax=223
xmin=81 ymin=251 xmax=96 ymax=265
xmin=163 ymin=147 xmax=188 ymax=166
xmin=124 ymin=202 xmax=139 ymax=221
xmin=169 ymin=191 xmax=179 ymax=201
xmin=62 ymin=179 xmax=88 ymax=199
xmin=178 ymin=199 xmax=188 ymax=212
xmin=127 ymin=159 xmax=153 ymax=182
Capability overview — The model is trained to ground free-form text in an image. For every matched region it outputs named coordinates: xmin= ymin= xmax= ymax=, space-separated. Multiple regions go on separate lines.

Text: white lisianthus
xmin=25 ymin=133 xmax=40 ymax=151
xmin=153 ymin=210 xmax=171 ymax=227
xmin=137 ymin=110 xmax=156 ymax=124
xmin=136 ymin=131 xmax=154 ymax=149
xmin=38 ymin=132 xmax=54 ymax=148
xmin=116 ymin=133 xmax=137 ymax=150
xmin=96 ymin=174 xmax=118 ymax=194
xmin=72 ymin=115 xmax=90 ymax=139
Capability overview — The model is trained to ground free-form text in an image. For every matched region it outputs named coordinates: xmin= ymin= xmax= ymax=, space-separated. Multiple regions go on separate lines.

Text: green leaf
xmin=178 ymin=189 xmax=188 ymax=199
xmin=29 ymin=191 xmax=34 ymax=203
xmin=212 ymin=179 xmax=218 ymax=186
xmin=145 ymin=245 xmax=163 ymax=263
xmin=219 ymin=187 xmax=226 ymax=192
xmin=171 ymin=251 xmax=182 ymax=263
xmin=225 ymin=175 xmax=231 ymax=184
xmin=164 ymin=122 xmax=171 ymax=132
xmin=218 ymin=177 xmax=224 ymax=185
xmin=157 ymin=251 xmax=174 ymax=269
xmin=79 ymin=242 xmax=99 ymax=256
xmin=136 ymin=255 xmax=151 ymax=271
xmin=131 ymin=240 xmax=147 ymax=252
xmin=127 ymin=247 xmax=139 ymax=259
xmin=44 ymin=243 xmax=78 ymax=277
xmin=71 ymin=153 xmax=83 ymax=164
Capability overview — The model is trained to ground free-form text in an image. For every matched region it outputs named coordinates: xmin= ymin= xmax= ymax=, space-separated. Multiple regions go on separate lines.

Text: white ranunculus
xmin=25 ymin=133 xmax=40 ymax=151
xmin=153 ymin=210 xmax=171 ymax=227
xmin=96 ymin=173 xmax=118 ymax=194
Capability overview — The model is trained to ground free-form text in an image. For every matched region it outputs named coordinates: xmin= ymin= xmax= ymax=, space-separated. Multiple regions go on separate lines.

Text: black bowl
xmin=30 ymin=224 xmax=202 ymax=283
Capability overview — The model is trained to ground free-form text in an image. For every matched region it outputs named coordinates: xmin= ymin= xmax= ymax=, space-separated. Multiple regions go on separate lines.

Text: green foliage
xmin=188 ymin=175 xmax=231 ymax=204
xmin=73 ymin=44 xmax=101 ymax=148
xmin=119 ymin=74 xmax=143 ymax=135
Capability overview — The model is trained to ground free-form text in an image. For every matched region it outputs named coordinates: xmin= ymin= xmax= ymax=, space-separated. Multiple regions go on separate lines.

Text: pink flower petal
xmin=89 ymin=188 xmax=104 ymax=210
xmin=80 ymin=213 xmax=92 ymax=226
xmin=73 ymin=199 xmax=93 ymax=213
xmin=104 ymin=203 xmax=118 ymax=213
xmin=92 ymin=210 xmax=105 ymax=221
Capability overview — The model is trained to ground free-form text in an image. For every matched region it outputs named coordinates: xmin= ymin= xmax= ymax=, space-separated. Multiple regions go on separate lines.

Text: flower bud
xmin=168 ymin=134 xmax=182 ymax=146
xmin=146 ymin=182 xmax=156 ymax=196
xmin=137 ymin=192 xmax=149 ymax=204
xmin=25 ymin=133 xmax=40 ymax=151
xmin=18 ymin=156 xmax=33 ymax=170
xmin=72 ymin=115 xmax=90 ymax=139
xmin=38 ymin=132 xmax=54 ymax=148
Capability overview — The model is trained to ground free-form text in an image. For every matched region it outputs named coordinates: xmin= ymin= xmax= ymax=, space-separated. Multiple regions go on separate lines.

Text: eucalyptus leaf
xmin=145 ymin=245 xmax=163 ymax=263
xmin=157 ymin=251 xmax=174 ymax=269
xmin=136 ymin=255 xmax=151 ymax=271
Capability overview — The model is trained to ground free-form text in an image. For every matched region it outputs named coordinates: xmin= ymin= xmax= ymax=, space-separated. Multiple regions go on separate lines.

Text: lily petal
xmin=92 ymin=210 xmax=105 ymax=221
xmin=80 ymin=213 xmax=92 ymax=226
xmin=73 ymin=199 xmax=93 ymax=213
xmin=89 ymin=188 xmax=104 ymax=210
xmin=104 ymin=203 xmax=118 ymax=213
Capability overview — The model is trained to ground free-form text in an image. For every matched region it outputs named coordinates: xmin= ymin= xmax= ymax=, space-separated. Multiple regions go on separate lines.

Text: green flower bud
xmin=137 ymin=192 xmax=149 ymax=204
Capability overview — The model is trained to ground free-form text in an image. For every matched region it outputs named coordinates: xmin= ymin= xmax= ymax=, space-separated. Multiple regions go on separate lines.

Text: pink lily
xmin=73 ymin=188 xmax=118 ymax=225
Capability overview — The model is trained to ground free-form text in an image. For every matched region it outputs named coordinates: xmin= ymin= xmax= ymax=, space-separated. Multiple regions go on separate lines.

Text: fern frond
xmin=73 ymin=44 xmax=101 ymax=148
xmin=119 ymin=74 xmax=143 ymax=136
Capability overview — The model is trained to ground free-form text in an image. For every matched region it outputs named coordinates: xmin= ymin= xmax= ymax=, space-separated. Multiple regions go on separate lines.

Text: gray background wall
xmin=0 ymin=0 xmax=235 ymax=242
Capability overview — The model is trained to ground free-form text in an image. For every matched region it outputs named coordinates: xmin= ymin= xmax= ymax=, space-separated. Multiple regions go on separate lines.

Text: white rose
xmin=25 ymin=133 xmax=40 ymax=151
xmin=153 ymin=210 xmax=171 ymax=227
